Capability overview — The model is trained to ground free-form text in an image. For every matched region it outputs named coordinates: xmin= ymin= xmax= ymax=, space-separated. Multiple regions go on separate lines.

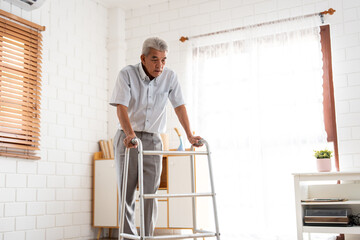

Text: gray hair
xmin=141 ymin=37 xmax=169 ymax=55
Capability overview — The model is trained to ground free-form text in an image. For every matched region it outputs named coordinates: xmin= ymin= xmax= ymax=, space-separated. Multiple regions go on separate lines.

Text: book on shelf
xmin=98 ymin=139 xmax=114 ymax=159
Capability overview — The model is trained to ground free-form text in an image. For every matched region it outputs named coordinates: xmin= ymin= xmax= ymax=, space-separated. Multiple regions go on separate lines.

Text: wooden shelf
xmin=293 ymin=172 xmax=360 ymax=240
xmin=303 ymin=226 xmax=360 ymax=234
xmin=302 ymin=200 xmax=360 ymax=205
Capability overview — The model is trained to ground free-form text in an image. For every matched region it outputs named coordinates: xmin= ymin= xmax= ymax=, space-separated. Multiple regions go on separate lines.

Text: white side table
xmin=293 ymin=172 xmax=360 ymax=240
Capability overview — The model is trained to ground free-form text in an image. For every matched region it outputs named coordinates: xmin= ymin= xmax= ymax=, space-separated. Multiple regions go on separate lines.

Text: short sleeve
xmin=168 ymin=73 xmax=185 ymax=108
xmin=109 ymin=69 xmax=131 ymax=107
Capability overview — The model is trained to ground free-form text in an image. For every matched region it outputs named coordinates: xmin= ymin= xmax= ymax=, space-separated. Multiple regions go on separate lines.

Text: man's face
xmin=141 ymin=48 xmax=167 ymax=79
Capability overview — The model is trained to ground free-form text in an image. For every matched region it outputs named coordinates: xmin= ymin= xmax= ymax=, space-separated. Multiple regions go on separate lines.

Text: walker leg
xmin=137 ymin=141 xmax=145 ymax=239
xmin=190 ymin=146 xmax=198 ymax=240
xmin=119 ymin=148 xmax=130 ymax=240
xmin=204 ymin=141 xmax=221 ymax=240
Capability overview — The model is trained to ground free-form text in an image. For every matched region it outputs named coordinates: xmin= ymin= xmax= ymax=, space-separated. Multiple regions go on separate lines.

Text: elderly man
xmin=110 ymin=37 xmax=202 ymax=238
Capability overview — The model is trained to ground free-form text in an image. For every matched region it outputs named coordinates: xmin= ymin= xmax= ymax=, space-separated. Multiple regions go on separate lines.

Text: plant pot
xmin=316 ymin=158 xmax=331 ymax=172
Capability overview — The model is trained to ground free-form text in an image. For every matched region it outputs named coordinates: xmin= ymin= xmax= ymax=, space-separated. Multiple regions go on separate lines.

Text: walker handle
xmin=193 ymin=139 xmax=204 ymax=147
xmin=131 ymin=138 xmax=138 ymax=145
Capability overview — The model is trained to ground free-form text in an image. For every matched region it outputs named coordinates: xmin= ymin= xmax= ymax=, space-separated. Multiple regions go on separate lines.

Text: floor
xmin=93 ymin=228 xmax=188 ymax=240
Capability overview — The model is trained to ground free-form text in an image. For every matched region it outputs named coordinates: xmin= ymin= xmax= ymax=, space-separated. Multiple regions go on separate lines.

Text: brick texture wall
xmin=123 ymin=0 xmax=360 ymax=171
xmin=0 ymin=0 xmax=108 ymax=239
xmin=1 ymin=0 xmax=360 ymax=239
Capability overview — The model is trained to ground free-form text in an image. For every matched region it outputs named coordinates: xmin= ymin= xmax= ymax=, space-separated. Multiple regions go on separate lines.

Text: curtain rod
xmin=0 ymin=9 xmax=45 ymax=31
xmin=179 ymin=8 xmax=336 ymax=42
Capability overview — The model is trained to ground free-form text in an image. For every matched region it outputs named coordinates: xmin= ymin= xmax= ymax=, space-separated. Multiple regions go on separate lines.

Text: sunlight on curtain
xmin=190 ymin=17 xmax=334 ymax=240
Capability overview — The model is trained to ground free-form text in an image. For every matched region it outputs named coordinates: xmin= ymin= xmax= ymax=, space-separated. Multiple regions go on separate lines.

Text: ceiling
xmin=97 ymin=0 xmax=167 ymax=9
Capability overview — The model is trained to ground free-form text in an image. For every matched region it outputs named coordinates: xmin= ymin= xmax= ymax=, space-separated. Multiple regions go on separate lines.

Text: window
xmin=0 ymin=9 xmax=45 ymax=160
xmin=191 ymin=19 xmax=333 ymax=239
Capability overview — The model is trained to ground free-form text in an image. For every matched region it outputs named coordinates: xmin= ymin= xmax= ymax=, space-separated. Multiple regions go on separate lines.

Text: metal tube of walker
xmin=203 ymin=139 xmax=221 ymax=239
xmin=190 ymin=145 xmax=198 ymax=239
xmin=119 ymin=148 xmax=131 ymax=240
xmin=134 ymin=138 xmax=146 ymax=239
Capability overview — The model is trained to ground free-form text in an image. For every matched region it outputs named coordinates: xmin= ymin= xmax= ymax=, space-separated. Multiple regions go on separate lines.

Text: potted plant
xmin=314 ymin=149 xmax=333 ymax=172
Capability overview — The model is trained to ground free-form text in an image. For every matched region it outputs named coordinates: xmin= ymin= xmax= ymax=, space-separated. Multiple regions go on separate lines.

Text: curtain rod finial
xmin=321 ymin=8 xmax=336 ymax=15
xmin=179 ymin=36 xmax=189 ymax=42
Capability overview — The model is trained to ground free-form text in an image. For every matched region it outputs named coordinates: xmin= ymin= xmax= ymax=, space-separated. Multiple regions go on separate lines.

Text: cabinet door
xmin=93 ymin=159 xmax=118 ymax=227
xmin=168 ymin=156 xmax=193 ymax=228
xmin=194 ymin=154 xmax=213 ymax=229
xmin=135 ymin=200 xmax=168 ymax=228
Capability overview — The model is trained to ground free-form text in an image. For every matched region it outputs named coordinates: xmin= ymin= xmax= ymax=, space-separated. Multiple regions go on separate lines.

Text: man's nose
xmin=156 ymin=61 xmax=163 ymax=68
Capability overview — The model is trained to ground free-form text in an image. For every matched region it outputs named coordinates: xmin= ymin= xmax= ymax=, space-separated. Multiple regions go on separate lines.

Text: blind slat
xmin=0 ymin=91 xmax=41 ymax=106
xmin=0 ymin=111 xmax=40 ymax=125
xmin=0 ymin=55 xmax=40 ymax=73
xmin=0 ymin=35 xmax=42 ymax=55
xmin=0 ymin=39 xmax=42 ymax=61
xmin=0 ymin=50 xmax=40 ymax=69
xmin=0 ymin=18 xmax=42 ymax=40
xmin=0 ymin=80 xmax=41 ymax=99
xmin=0 ymin=126 xmax=40 ymax=137
xmin=0 ymin=115 xmax=40 ymax=128
xmin=0 ymin=152 xmax=40 ymax=160
xmin=0 ymin=62 xmax=42 ymax=79
xmin=0 ymin=26 xmax=42 ymax=49
xmin=0 ymin=137 xmax=39 ymax=146
xmin=0 ymin=120 xmax=39 ymax=134
xmin=0 ymin=21 xmax=42 ymax=43
xmin=0 ymin=73 xmax=42 ymax=90
xmin=0 ymin=129 xmax=39 ymax=141
xmin=0 ymin=45 xmax=42 ymax=65
xmin=0 ymin=65 xmax=42 ymax=83
xmin=0 ymin=94 xmax=40 ymax=110
xmin=0 ymin=100 xmax=40 ymax=115
xmin=0 ymin=106 xmax=39 ymax=119
xmin=0 ymin=142 xmax=39 ymax=151
xmin=0 ymin=85 xmax=41 ymax=102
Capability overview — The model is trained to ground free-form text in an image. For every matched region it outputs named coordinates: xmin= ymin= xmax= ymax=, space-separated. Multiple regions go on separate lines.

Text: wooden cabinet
xmin=93 ymin=159 xmax=118 ymax=227
xmin=93 ymin=151 xmax=201 ymax=235
xmin=168 ymin=155 xmax=193 ymax=228
xmin=135 ymin=196 xmax=168 ymax=228
xmin=293 ymin=172 xmax=360 ymax=240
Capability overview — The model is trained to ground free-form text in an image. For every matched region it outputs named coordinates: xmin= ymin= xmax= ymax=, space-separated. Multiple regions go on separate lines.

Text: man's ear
xmin=140 ymin=54 xmax=145 ymax=64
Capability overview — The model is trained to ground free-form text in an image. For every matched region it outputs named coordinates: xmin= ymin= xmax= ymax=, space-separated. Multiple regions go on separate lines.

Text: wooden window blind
xmin=0 ymin=9 xmax=45 ymax=160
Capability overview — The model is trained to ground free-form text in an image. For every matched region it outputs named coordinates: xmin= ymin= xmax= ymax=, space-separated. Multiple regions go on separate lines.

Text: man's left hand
xmin=188 ymin=135 xmax=203 ymax=147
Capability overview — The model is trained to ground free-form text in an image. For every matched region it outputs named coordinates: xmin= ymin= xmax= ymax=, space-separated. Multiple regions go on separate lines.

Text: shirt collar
xmin=138 ymin=63 xmax=148 ymax=81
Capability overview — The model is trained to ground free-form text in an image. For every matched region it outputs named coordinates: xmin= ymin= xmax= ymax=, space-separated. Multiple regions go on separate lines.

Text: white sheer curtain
xmin=189 ymin=17 xmax=333 ymax=240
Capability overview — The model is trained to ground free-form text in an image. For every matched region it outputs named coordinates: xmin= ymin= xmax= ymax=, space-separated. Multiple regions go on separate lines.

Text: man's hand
xmin=124 ymin=134 xmax=138 ymax=148
xmin=188 ymin=135 xmax=203 ymax=147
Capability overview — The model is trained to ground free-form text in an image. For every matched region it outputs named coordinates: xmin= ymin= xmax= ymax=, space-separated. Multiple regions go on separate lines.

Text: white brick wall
xmin=1 ymin=0 xmax=359 ymax=239
xmin=0 ymin=0 xmax=107 ymax=239
xmin=121 ymin=0 xmax=360 ymax=170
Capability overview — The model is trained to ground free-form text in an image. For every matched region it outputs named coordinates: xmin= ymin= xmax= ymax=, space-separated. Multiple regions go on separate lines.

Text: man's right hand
xmin=124 ymin=134 xmax=138 ymax=148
